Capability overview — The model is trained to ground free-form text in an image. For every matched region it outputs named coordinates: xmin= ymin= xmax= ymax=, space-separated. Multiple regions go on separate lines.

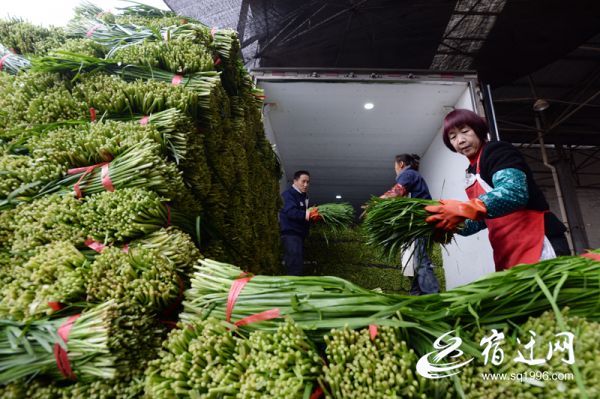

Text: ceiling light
xmin=335 ymin=195 xmax=342 ymax=199
xmin=364 ymin=102 xmax=374 ymax=110
xmin=533 ymin=99 xmax=550 ymax=112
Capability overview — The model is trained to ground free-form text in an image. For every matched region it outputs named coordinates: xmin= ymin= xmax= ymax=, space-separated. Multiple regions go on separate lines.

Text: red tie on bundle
xmin=225 ymin=274 xmax=281 ymax=326
xmin=67 ymin=161 xmax=114 ymax=198
xmin=53 ymin=314 xmax=81 ymax=380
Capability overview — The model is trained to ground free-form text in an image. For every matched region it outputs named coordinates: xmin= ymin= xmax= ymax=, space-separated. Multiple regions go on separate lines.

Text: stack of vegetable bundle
xmin=321 ymin=325 xmax=447 ymax=399
xmin=460 ymin=309 xmax=600 ymax=399
xmin=181 ymin=258 xmax=412 ymax=340
xmin=182 ymin=255 xmax=600 ymax=350
xmin=0 ymin=301 xmax=119 ymax=384
xmin=306 ymin=225 xmax=446 ymax=293
xmin=0 ymin=1 xmax=284 ymax=395
xmin=145 ymin=317 xmax=322 ymax=398
xmin=0 ymin=18 xmax=65 ymax=56
xmin=363 ymin=197 xmax=453 ymax=258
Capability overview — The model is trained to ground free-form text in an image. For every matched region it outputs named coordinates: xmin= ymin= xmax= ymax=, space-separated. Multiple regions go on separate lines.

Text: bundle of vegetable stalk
xmin=321 ymin=325 xmax=448 ymax=399
xmin=181 ymin=258 xmax=417 ymax=341
xmin=0 ymin=71 xmax=88 ymax=129
xmin=129 ymin=226 xmax=202 ymax=274
xmin=67 ymin=13 xmax=211 ymax=56
xmin=0 ymin=301 xmax=118 ymax=384
xmin=145 ymin=317 xmax=322 ymax=398
xmin=5 ymin=188 xmax=178 ymax=252
xmin=182 ymin=253 xmax=600 ymax=348
xmin=0 ymin=241 xmax=89 ymax=321
xmin=1 ymin=242 xmax=190 ymax=324
xmin=429 ymin=253 xmax=600 ymax=327
xmin=1 ymin=140 xmax=184 ymax=210
xmin=0 ymin=44 xmax=30 ymax=74
xmin=25 ymin=116 xmax=189 ymax=166
xmin=85 ymin=246 xmax=182 ymax=313
xmin=0 ymin=19 xmax=65 ymax=56
xmin=0 ymin=371 xmax=145 ymax=399
xmin=0 ymin=154 xmax=65 ymax=200
xmin=32 ymin=51 xmax=221 ymax=97
xmin=362 ymin=197 xmax=453 ymax=258
xmin=460 ymin=309 xmax=600 ymax=399
xmin=310 ymin=202 xmax=355 ymax=231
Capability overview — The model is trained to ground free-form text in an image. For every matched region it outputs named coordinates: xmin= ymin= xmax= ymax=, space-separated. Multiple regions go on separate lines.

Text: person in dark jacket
xmin=380 ymin=154 xmax=440 ymax=295
xmin=279 ymin=170 xmax=314 ymax=275
xmin=425 ymin=109 xmax=570 ymax=272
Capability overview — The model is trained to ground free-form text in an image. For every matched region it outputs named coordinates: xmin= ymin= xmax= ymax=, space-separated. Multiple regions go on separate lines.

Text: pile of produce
xmin=0 ymin=1 xmax=280 ymax=397
xmin=178 ymin=254 xmax=599 ymax=397
xmin=1 ymin=3 xmax=599 ymax=399
xmin=146 ymin=318 xmax=322 ymax=398
xmin=0 ymin=1 xmax=281 ymax=272
xmin=306 ymin=225 xmax=446 ymax=293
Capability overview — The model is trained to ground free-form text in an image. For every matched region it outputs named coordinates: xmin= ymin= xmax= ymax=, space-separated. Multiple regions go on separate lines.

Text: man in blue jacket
xmin=279 ymin=170 xmax=311 ymax=275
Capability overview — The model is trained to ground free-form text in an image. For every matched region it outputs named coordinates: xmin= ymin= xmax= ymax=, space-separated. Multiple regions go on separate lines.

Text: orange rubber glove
xmin=309 ymin=207 xmax=322 ymax=222
xmin=424 ymin=199 xmax=487 ymax=232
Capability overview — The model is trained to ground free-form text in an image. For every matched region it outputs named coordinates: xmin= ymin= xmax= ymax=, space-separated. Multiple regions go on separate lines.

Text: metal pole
xmin=533 ymin=114 xmax=574 ymax=254
xmin=552 ymin=142 xmax=590 ymax=253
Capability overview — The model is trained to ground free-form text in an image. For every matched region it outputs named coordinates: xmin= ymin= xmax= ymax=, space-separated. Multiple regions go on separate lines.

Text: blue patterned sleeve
xmin=479 ymin=168 xmax=529 ymax=218
xmin=458 ymin=219 xmax=487 ymax=236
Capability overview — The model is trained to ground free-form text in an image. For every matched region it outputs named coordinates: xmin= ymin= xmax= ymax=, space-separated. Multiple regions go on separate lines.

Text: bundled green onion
xmin=67 ymin=10 xmax=211 ymax=54
xmin=85 ymin=246 xmax=181 ymax=313
xmin=0 ymin=154 xmax=65 ymax=201
xmin=145 ymin=318 xmax=321 ymax=398
xmin=237 ymin=318 xmax=323 ymax=398
xmin=110 ymin=36 xmax=215 ymax=74
xmin=0 ymin=71 xmax=88 ymax=129
xmin=32 ymin=51 xmax=220 ymax=94
xmin=79 ymin=187 xmax=170 ymax=243
xmin=73 ymin=72 xmax=211 ymax=122
xmin=311 ymin=202 xmax=355 ymax=231
xmin=26 ymin=119 xmax=182 ymax=165
xmin=461 ymin=309 xmax=600 ymax=399
xmin=145 ymin=318 xmax=241 ymax=398
xmin=0 ymin=19 xmax=65 ymax=56
xmin=0 ymin=241 xmax=88 ymax=321
xmin=363 ymin=197 xmax=453 ymax=259
xmin=432 ymin=254 xmax=600 ymax=327
xmin=102 ymin=108 xmax=194 ymax=164
xmin=8 ymin=194 xmax=85 ymax=252
xmin=0 ymin=301 xmax=118 ymax=384
xmin=0 ymin=372 xmax=145 ymax=399
xmin=130 ymin=227 xmax=201 ymax=274
xmin=35 ymin=140 xmax=185 ymax=202
xmin=0 ymin=44 xmax=30 ymax=74
xmin=53 ymin=37 xmax=106 ymax=58
xmin=321 ymin=325 xmax=438 ymax=399
xmin=181 ymin=258 xmax=410 ymax=340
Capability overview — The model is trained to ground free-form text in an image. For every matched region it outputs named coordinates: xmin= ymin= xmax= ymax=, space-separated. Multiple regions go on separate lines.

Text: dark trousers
xmin=282 ymin=234 xmax=305 ymax=276
xmin=410 ymin=238 xmax=440 ymax=295
xmin=549 ymin=234 xmax=571 ymax=256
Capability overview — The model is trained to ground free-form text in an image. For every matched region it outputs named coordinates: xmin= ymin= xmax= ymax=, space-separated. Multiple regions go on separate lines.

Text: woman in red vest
xmin=425 ymin=109 xmax=569 ymax=271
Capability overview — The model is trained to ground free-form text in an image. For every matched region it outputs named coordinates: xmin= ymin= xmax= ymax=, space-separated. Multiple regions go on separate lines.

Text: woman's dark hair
xmin=442 ymin=109 xmax=489 ymax=152
xmin=293 ymin=170 xmax=310 ymax=180
xmin=395 ymin=153 xmax=421 ymax=171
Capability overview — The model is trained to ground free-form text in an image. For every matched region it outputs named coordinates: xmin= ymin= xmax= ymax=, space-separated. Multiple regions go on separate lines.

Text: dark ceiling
xmin=165 ymin=0 xmax=600 ymax=181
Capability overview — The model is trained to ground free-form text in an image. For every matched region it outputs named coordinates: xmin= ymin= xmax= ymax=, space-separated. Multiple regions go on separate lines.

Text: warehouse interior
xmin=166 ymin=0 xmax=600 ymax=253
